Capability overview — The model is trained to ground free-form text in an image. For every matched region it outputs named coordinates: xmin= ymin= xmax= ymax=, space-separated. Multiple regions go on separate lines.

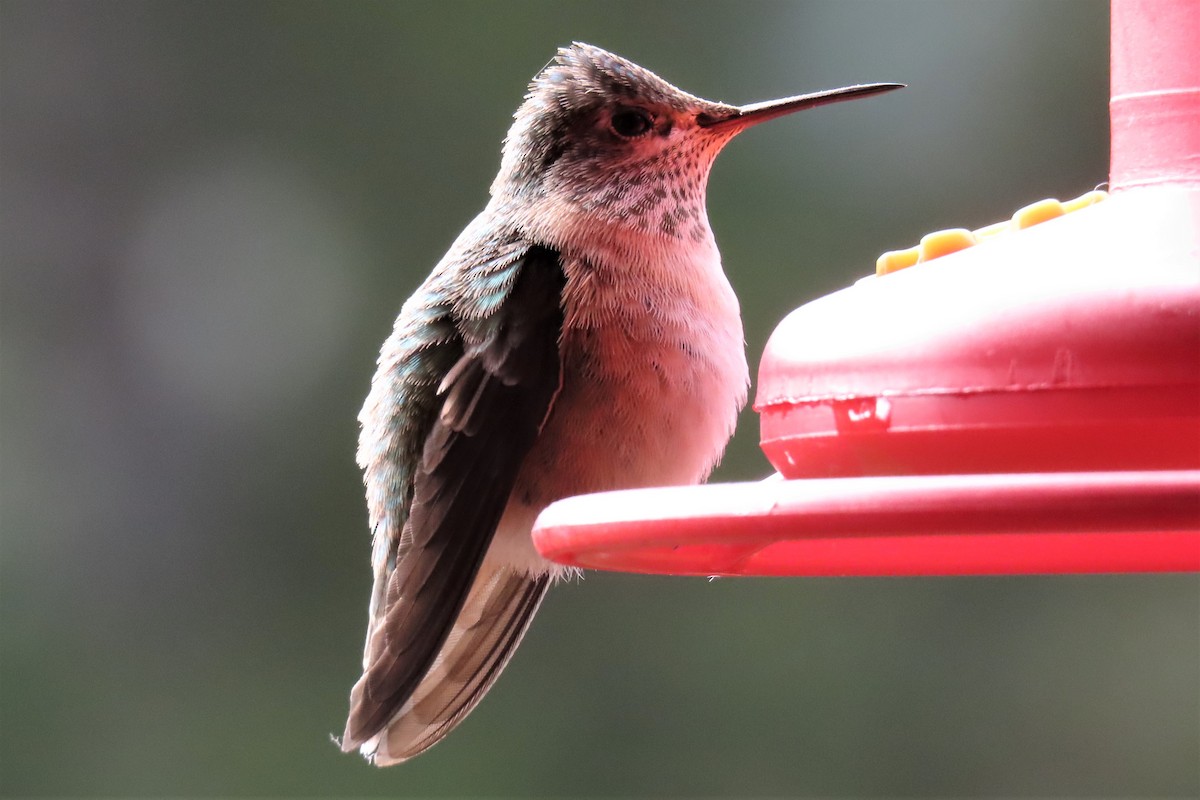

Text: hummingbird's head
xmin=491 ymin=42 xmax=901 ymax=241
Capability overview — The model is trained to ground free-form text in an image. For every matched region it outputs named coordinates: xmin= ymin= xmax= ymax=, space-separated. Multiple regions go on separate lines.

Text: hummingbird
xmin=342 ymin=42 xmax=900 ymax=765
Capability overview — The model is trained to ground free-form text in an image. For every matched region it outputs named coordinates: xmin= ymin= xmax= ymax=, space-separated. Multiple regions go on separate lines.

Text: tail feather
xmin=348 ymin=564 xmax=549 ymax=765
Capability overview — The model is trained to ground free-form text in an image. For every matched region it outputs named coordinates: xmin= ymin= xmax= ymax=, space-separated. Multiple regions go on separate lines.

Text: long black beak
xmin=697 ymin=82 xmax=904 ymax=130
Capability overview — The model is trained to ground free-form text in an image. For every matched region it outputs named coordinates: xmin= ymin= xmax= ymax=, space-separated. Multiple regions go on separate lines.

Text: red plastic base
xmin=532 ymin=471 xmax=1200 ymax=577
xmin=756 ymin=189 xmax=1200 ymax=480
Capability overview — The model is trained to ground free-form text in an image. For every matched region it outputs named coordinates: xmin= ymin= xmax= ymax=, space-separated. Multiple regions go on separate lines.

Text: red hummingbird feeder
xmin=532 ymin=0 xmax=1200 ymax=577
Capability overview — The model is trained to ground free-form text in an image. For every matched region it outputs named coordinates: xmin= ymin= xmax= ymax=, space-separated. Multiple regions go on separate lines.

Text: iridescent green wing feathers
xmin=346 ymin=234 xmax=565 ymax=747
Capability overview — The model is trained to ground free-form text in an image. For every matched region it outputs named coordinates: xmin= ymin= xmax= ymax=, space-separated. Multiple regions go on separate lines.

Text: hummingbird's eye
xmin=609 ymin=107 xmax=654 ymax=138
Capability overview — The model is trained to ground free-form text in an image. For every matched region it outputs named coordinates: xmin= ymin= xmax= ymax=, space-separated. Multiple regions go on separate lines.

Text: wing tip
xmin=337 ymin=725 xmax=420 ymax=767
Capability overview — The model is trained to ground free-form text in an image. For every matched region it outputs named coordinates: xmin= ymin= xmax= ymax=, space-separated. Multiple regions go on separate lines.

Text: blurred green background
xmin=3 ymin=0 xmax=1197 ymax=796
